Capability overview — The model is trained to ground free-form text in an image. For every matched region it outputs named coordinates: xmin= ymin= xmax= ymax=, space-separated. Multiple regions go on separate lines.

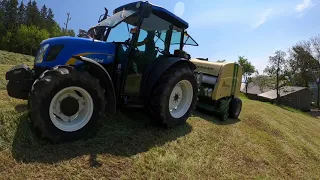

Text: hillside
xmin=0 ymin=50 xmax=320 ymax=179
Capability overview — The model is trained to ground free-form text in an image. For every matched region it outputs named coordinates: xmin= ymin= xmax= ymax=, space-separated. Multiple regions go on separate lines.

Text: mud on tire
xmin=29 ymin=65 xmax=106 ymax=143
xmin=149 ymin=63 xmax=198 ymax=127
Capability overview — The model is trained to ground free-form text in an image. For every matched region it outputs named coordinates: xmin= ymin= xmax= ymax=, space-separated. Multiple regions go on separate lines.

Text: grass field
xmin=0 ymin=50 xmax=320 ymax=179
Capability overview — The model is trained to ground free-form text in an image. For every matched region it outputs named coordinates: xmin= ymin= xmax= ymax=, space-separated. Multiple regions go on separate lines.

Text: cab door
xmin=122 ymin=28 xmax=166 ymax=95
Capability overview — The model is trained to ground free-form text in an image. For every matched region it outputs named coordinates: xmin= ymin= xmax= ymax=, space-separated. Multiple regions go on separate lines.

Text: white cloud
xmin=295 ymin=0 xmax=313 ymax=12
xmin=252 ymin=8 xmax=274 ymax=29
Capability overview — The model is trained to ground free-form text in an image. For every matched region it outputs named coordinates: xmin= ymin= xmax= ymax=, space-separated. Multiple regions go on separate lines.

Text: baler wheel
xmin=229 ymin=97 xmax=242 ymax=119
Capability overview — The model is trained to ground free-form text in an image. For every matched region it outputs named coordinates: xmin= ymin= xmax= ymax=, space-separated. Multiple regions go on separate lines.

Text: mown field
xmin=0 ymin=50 xmax=320 ymax=179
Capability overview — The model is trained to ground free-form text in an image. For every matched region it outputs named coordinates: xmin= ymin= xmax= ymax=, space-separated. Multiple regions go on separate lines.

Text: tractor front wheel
xmin=29 ymin=66 xmax=106 ymax=143
xmin=150 ymin=63 xmax=198 ymax=127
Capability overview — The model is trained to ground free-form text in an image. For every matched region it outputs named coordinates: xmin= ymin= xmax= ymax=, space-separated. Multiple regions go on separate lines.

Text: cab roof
xmin=114 ymin=1 xmax=189 ymax=29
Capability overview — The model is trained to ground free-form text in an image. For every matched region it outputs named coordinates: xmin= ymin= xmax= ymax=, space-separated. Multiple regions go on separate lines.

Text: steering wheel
xmin=123 ymin=38 xmax=131 ymax=47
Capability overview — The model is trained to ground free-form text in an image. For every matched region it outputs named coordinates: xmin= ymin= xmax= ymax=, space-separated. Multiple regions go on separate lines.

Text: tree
xmin=17 ymin=1 xmax=26 ymax=25
xmin=264 ymin=50 xmax=288 ymax=104
xmin=252 ymin=75 xmax=274 ymax=93
xmin=0 ymin=1 xmax=5 ymax=47
xmin=62 ymin=28 xmax=75 ymax=37
xmin=26 ymin=0 xmax=40 ymax=26
xmin=40 ymin=5 xmax=48 ymax=29
xmin=288 ymin=44 xmax=320 ymax=87
xmin=3 ymin=0 xmax=18 ymax=31
xmin=0 ymin=0 xmax=74 ymax=55
xmin=238 ymin=56 xmax=256 ymax=96
xmin=46 ymin=8 xmax=56 ymax=35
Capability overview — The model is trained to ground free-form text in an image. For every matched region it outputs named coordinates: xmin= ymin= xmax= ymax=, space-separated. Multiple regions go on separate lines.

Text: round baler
xmin=190 ymin=58 xmax=243 ymax=121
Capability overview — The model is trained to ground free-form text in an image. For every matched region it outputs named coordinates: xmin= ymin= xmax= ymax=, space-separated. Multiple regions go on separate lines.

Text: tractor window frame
xmin=183 ymin=32 xmax=198 ymax=46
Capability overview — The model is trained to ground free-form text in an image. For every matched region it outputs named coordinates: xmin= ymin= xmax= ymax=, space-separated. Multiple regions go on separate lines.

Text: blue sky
xmin=30 ymin=0 xmax=319 ymax=73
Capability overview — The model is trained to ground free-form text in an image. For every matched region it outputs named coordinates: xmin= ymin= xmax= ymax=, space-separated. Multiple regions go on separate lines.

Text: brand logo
xmin=222 ymin=81 xmax=230 ymax=88
xmin=196 ymin=65 xmax=214 ymax=71
xmin=92 ymin=58 xmax=104 ymax=63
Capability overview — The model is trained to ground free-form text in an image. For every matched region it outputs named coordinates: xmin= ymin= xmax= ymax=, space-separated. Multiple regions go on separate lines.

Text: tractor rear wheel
xmin=150 ymin=63 xmax=198 ymax=127
xmin=229 ymin=97 xmax=242 ymax=118
xmin=29 ymin=66 xmax=106 ymax=143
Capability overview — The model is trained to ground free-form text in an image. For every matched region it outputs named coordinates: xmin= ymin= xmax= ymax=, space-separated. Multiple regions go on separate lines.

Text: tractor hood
xmin=36 ymin=36 xmax=116 ymax=67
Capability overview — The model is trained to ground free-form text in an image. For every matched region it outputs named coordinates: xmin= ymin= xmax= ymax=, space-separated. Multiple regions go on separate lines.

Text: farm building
xmin=257 ymin=86 xmax=313 ymax=111
xmin=240 ymin=82 xmax=272 ymax=100
xmin=309 ymin=82 xmax=319 ymax=105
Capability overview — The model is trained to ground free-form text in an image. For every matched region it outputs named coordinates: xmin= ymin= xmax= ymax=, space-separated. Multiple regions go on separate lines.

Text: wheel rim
xmin=169 ymin=80 xmax=193 ymax=118
xmin=49 ymin=86 xmax=94 ymax=132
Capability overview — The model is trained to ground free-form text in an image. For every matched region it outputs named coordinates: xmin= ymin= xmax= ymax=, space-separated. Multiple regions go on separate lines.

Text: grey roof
xmin=240 ymin=82 xmax=272 ymax=95
xmin=257 ymin=86 xmax=307 ymax=100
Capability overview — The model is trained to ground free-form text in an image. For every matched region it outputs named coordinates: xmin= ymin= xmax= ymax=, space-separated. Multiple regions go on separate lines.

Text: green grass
xmin=0 ymin=50 xmax=34 ymax=65
xmin=0 ymin=50 xmax=320 ymax=179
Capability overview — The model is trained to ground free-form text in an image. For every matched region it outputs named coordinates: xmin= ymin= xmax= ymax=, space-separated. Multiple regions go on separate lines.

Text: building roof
xmin=257 ymin=86 xmax=307 ymax=100
xmin=240 ymin=82 xmax=272 ymax=95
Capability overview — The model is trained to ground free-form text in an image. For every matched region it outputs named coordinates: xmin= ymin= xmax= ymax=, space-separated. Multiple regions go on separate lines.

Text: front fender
xmin=72 ymin=55 xmax=116 ymax=115
xmin=141 ymin=57 xmax=196 ymax=97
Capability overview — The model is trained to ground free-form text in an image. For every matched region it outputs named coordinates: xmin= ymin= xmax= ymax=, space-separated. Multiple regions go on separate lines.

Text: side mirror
xmin=141 ymin=3 xmax=152 ymax=18
xmin=98 ymin=7 xmax=109 ymax=23
xmin=98 ymin=14 xmax=104 ymax=23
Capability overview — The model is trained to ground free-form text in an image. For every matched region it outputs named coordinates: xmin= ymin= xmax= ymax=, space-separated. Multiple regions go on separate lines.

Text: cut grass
xmin=0 ymin=50 xmax=320 ymax=179
xmin=0 ymin=50 xmax=33 ymax=65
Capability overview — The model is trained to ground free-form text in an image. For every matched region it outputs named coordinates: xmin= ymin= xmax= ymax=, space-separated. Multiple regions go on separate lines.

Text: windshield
xmin=96 ymin=9 xmax=137 ymax=28
xmin=154 ymin=29 xmax=198 ymax=46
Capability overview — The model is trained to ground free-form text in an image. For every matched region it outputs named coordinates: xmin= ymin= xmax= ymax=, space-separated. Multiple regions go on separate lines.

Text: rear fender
xmin=72 ymin=55 xmax=116 ymax=115
xmin=142 ymin=57 xmax=196 ymax=97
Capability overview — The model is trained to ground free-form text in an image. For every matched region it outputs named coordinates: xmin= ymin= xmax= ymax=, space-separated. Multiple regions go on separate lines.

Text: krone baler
xmin=191 ymin=58 xmax=243 ymax=120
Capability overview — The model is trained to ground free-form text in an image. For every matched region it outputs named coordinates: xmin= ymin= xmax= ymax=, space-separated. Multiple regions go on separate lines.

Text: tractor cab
xmin=88 ymin=1 xmax=199 ymax=94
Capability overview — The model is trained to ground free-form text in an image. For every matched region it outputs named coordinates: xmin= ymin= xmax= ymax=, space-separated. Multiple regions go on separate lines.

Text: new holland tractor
xmin=5 ymin=1 xmax=243 ymax=143
xmin=5 ymin=1 xmax=200 ymax=142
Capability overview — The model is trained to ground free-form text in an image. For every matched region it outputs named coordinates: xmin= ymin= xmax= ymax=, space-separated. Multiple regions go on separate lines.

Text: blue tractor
xmin=5 ymin=1 xmax=199 ymax=142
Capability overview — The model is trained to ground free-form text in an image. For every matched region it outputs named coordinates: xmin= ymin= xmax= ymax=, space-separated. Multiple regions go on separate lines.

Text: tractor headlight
xmin=34 ymin=44 xmax=49 ymax=64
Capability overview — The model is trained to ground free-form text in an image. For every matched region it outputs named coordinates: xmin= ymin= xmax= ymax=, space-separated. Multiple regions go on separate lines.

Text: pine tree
xmin=26 ymin=0 xmax=40 ymax=26
xmin=46 ymin=8 xmax=56 ymax=35
xmin=40 ymin=5 xmax=48 ymax=29
xmin=3 ymin=0 xmax=18 ymax=31
xmin=17 ymin=1 xmax=26 ymax=25
xmin=0 ymin=0 xmax=75 ymax=54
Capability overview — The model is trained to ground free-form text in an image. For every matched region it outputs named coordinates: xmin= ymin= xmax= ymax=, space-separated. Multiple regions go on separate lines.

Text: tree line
xmin=216 ymin=34 xmax=320 ymax=105
xmin=0 ymin=0 xmax=75 ymax=56
xmin=251 ymin=34 xmax=320 ymax=104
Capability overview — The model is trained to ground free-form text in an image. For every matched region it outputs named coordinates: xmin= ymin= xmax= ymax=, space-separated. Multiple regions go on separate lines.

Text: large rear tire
xmin=29 ymin=66 xmax=106 ymax=143
xmin=149 ymin=63 xmax=198 ymax=127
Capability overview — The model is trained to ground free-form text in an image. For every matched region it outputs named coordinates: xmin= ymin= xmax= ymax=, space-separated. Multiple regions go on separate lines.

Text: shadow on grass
xmin=15 ymin=104 xmax=28 ymax=113
xmin=192 ymin=109 xmax=241 ymax=125
xmin=11 ymin=108 xmax=192 ymax=165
